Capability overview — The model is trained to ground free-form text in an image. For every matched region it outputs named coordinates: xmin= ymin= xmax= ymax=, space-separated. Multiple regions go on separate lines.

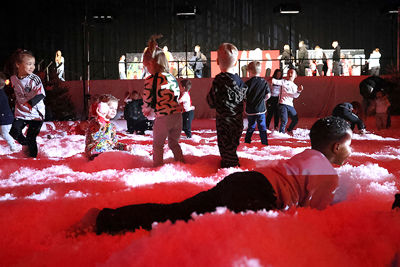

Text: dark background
xmin=2 ymin=0 xmax=399 ymax=80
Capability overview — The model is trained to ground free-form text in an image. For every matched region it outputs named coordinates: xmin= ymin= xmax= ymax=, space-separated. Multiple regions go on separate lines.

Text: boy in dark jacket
xmin=244 ymin=61 xmax=271 ymax=145
xmin=0 ymin=72 xmax=17 ymax=151
xmin=124 ymin=91 xmax=147 ymax=135
xmin=332 ymin=102 xmax=366 ymax=133
xmin=207 ymin=43 xmax=247 ymax=168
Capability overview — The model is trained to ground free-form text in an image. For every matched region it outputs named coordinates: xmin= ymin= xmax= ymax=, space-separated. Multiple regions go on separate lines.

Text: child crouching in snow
xmin=85 ymin=94 xmax=132 ymax=160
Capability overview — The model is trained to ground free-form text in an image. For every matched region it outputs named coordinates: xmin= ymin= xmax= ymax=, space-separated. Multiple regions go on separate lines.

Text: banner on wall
xmin=210 ymin=49 xmax=281 ymax=78
xmin=126 ymin=52 xmax=202 ymax=79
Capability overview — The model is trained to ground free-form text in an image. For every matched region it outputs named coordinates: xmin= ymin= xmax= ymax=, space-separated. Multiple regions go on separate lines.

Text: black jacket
xmin=207 ymin=72 xmax=247 ymax=117
xmin=332 ymin=102 xmax=365 ymax=130
xmin=298 ymin=47 xmax=309 ymax=66
xmin=0 ymin=89 xmax=14 ymax=125
xmin=124 ymin=99 xmax=146 ymax=121
xmin=333 ymin=45 xmax=341 ymax=62
xmin=245 ymin=77 xmax=270 ymax=115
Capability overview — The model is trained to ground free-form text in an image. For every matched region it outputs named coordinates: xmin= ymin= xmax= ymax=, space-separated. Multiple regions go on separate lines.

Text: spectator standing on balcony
xmin=314 ymin=46 xmax=324 ymax=76
xmin=280 ymin=44 xmax=292 ymax=77
xmin=297 ymin=41 xmax=309 ymax=76
xmin=368 ymin=48 xmax=381 ymax=76
xmin=55 ymin=50 xmax=65 ymax=81
xmin=119 ymin=55 xmax=127 ymax=79
xmin=332 ymin=41 xmax=341 ymax=76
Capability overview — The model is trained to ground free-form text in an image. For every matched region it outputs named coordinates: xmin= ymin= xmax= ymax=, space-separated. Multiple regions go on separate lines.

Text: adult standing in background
xmin=297 ymin=41 xmax=309 ymax=76
xmin=280 ymin=44 xmax=292 ymax=77
xmin=55 ymin=50 xmax=65 ymax=81
xmin=119 ymin=55 xmax=127 ymax=79
xmin=332 ymin=41 xmax=341 ymax=76
xmin=189 ymin=45 xmax=207 ymax=78
xmin=368 ymin=48 xmax=381 ymax=76
xmin=314 ymin=46 xmax=324 ymax=76
xmin=265 ymin=52 xmax=272 ymax=77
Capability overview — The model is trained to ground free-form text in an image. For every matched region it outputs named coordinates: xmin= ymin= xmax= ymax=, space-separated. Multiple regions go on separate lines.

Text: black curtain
xmin=2 ymin=0 xmax=398 ymax=80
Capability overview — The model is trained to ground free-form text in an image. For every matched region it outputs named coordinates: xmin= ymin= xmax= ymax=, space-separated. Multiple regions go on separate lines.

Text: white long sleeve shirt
xmin=179 ymin=91 xmax=195 ymax=112
xmin=11 ymin=74 xmax=46 ymax=121
xmin=368 ymin=51 xmax=381 ymax=69
xmin=272 ymin=78 xmax=300 ymax=107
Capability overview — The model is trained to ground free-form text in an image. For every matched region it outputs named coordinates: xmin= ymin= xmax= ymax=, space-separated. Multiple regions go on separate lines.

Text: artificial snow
xmin=0 ymin=117 xmax=399 ymax=266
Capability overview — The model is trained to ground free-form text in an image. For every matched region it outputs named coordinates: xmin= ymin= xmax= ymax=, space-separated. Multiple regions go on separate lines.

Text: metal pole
xmin=397 ymin=7 xmax=399 ymax=71
xmin=82 ymin=15 xmax=88 ymax=120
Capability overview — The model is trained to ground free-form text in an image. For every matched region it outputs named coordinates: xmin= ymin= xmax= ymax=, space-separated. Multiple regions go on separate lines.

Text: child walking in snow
xmin=141 ymin=34 xmax=184 ymax=167
xmin=179 ymin=79 xmax=195 ymax=138
xmin=207 ymin=43 xmax=247 ymax=168
xmin=244 ymin=61 xmax=271 ymax=145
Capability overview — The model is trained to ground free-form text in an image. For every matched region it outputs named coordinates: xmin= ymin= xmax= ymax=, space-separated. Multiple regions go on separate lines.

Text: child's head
xmin=181 ymin=79 xmax=192 ymax=92
xmin=310 ymin=116 xmax=352 ymax=165
xmin=0 ymin=72 xmax=6 ymax=89
xmin=376 ymin=90 xmax=384 ymax=98
xmin=93 ymin=94 xmax=119 ymax=120
xmin=13 ymin=49 xmax=35 ymax=77
xmin=217 ymin=43 xmax=238 ymax=71
xmin=143 ymin=35 xmax=169 ymax=74
xmin=350 ymin=101 xmax=361 ymax=114
xmin=287 ymin=68 xmax=297 ymax=79
xmin=131 ymin=90 xmax=140 ymax=100
xmin=247 ymin=61 xmax=261 ymax=76
xmin=283 ymin=44 xmax=290 ymax=51
xmin=272 ymin=69 xmax=283 ymax=79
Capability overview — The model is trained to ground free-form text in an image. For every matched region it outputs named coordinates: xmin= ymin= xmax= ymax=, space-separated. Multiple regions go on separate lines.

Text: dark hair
xmin=272 ymin=69 xmax=283 ymax=79
xmin=181 ymin=79 xmax=192 ymax=91
xmin=310 ymin=116 xmax=350 ymax=150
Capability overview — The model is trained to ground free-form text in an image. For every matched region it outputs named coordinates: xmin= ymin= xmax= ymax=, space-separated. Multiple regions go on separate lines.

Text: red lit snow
xmin=0 ymin=117 xmax=399 ymax=267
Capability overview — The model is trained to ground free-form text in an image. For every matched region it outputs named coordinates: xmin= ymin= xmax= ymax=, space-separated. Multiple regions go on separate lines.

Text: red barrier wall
xmin=64 ymin=76 xmax=366 ymax=120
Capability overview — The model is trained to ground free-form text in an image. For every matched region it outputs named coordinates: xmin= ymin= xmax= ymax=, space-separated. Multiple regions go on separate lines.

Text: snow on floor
xmin=0 ymin=117 xmax=400 ymax=267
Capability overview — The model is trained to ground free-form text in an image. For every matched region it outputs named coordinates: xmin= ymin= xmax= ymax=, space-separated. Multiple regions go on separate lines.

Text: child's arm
xmin=206 ymin=81 xmax=218 ymax=108
xmin=142 ymin=77 xmax=155 ymax=117
xmin=13 ymin=78 xmax=45 ymax=106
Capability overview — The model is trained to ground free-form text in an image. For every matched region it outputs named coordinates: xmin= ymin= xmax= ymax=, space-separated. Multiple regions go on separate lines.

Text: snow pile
xmin=0 ymin=117 xmax=399 ymax=267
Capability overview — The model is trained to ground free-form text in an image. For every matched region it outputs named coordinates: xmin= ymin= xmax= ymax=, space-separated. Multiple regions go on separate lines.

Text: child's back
xmin=245 ymin=76 xmax=270 ymax=115
xmin=206 ymin=43 xmax=247 ymax=168
xmin=207 ymin=72 xmax=247 ymax=117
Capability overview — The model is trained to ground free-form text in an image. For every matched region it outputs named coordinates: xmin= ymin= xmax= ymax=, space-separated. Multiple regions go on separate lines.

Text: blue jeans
xmin=279 ymin=104 xmax=298 ymax=133
xmin=182 ymin=110 xmax=194 ymax=138
xmin=245 ymin=113 xmax=268 ymax=145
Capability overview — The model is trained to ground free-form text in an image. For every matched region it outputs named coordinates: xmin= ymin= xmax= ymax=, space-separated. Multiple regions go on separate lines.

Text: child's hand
xmin=96 ymin=102 xmax=109 ymax=119
xmin=298 ymin=85 xmax=304 ymax=92
xmin=147 ymin=34 xmax=163 ymax=53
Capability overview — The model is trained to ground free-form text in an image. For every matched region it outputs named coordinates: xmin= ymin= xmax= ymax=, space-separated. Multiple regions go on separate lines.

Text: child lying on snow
xmin=85 ymin=94 xmax=132 ymax=160
xmin=71 ymin=116 xmax=353 ymax=235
